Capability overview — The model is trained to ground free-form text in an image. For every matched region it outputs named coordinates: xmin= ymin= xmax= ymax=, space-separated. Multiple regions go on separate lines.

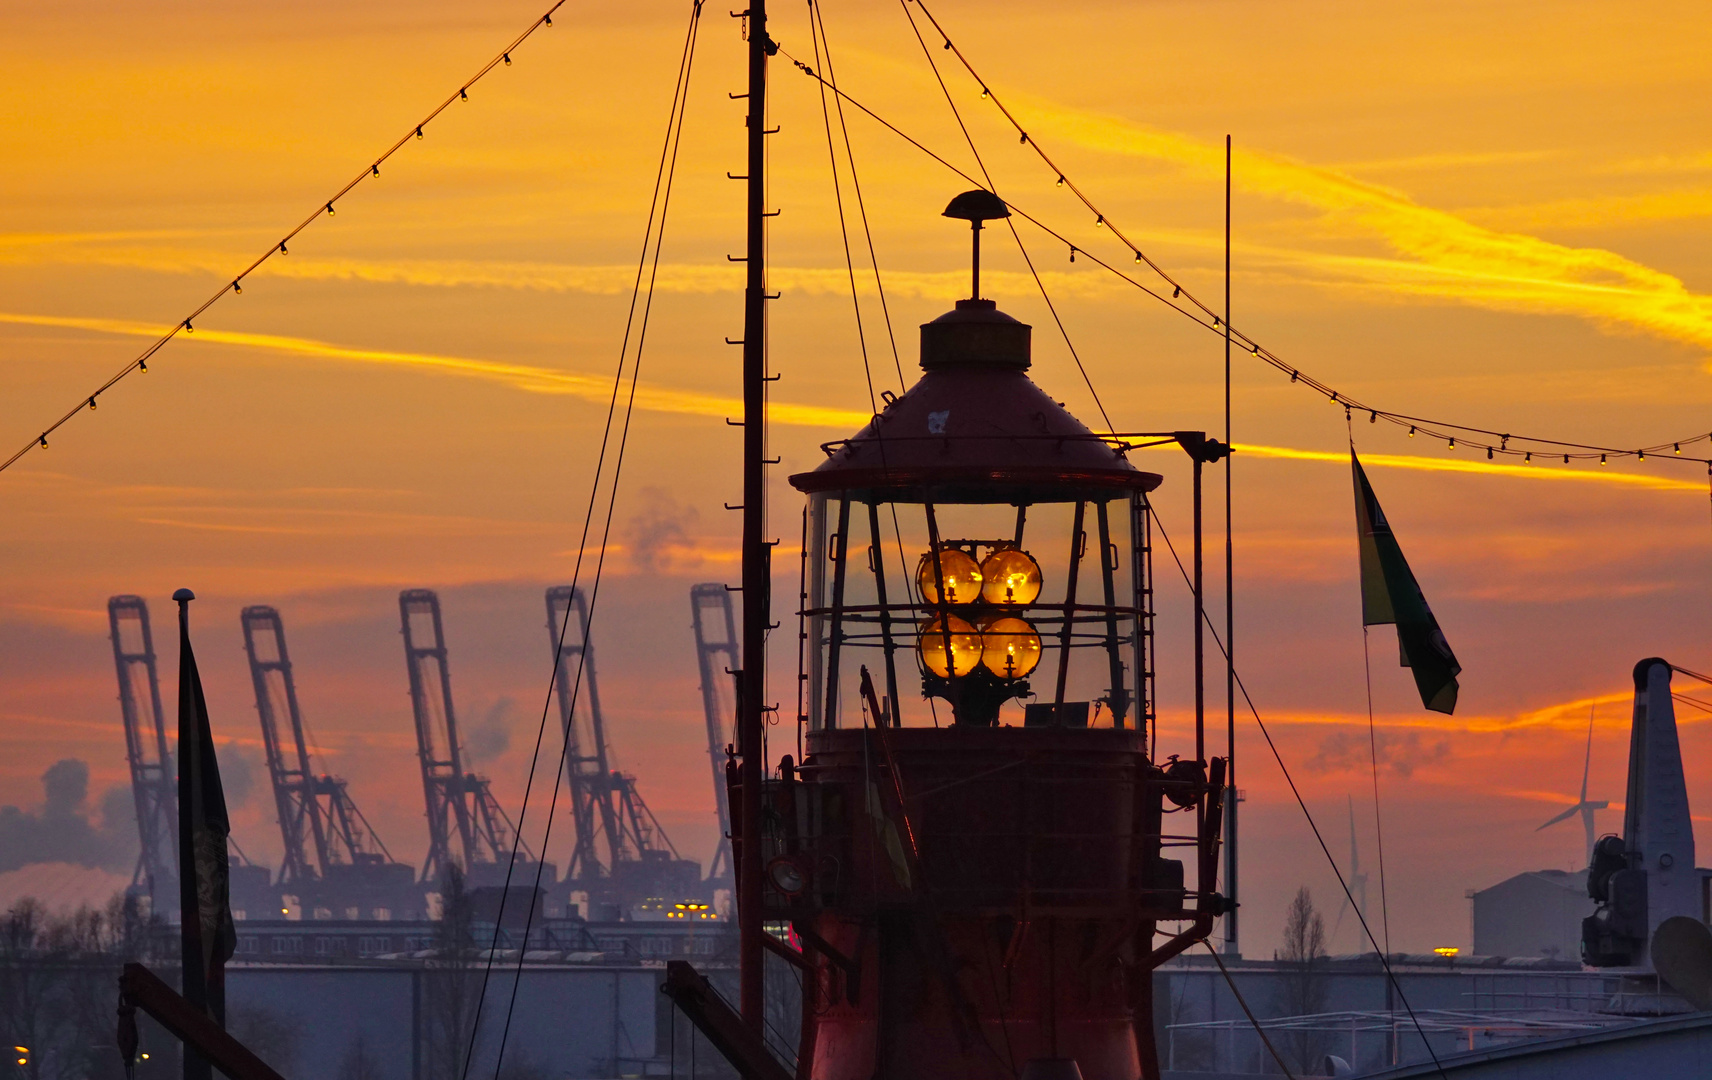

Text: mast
xmin=737 ymin=0 xmax=772 ymax=1032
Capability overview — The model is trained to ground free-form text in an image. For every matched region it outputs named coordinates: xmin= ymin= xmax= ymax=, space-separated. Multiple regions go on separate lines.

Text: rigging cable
xmin=1 ymin=0 xmax=569 ymax=476
xmin=1201 ymin=941 xmax=1299 ymax=1079
xmin=452 ymin=5 xmax=706 ymax=1080
xmin=895 ymin=0 xmax=1114 ymax=433
xmin=1148 ymin=504 xmax=1450 ymax=1079
xmin=777 ymin=51 xmax=1712 ymax=473
xmin=808 ymin=0 xmax=938 ymax=726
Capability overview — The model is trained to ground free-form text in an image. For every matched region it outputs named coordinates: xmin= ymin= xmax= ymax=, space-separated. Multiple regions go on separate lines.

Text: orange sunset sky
xmin=4 ymin=0 xmax=1712 ymax=955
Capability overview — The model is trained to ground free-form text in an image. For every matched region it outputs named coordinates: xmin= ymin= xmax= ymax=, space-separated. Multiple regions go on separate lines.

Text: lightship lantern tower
xmin=721 ymin=191 xmax=1230 ymax=1080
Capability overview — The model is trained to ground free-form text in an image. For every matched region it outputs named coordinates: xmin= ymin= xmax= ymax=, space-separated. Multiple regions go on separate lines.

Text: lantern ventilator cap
xmin=944 ymin=189 xmax=1010 ymax=301
xmin=943 ymin=189 xmax=1010 ymax=223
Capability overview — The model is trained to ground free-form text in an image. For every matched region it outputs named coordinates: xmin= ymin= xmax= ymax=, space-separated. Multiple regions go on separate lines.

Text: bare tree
xmin=424 ymin=866 xmax=483 ymax=1080
xmin=1274 ymin=887 xmax=1330 ymax=1074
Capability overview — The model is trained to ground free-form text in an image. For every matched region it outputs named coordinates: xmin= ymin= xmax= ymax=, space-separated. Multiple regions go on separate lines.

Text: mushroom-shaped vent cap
xmin=943 ymin=189 xmax=1010 ymax=223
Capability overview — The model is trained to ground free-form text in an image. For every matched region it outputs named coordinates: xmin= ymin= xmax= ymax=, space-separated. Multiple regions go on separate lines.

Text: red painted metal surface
xmin=734 ymin=727 xmax=1218 ymax=1080
xmin=789 ymin=300 xmax=1161 ymax=504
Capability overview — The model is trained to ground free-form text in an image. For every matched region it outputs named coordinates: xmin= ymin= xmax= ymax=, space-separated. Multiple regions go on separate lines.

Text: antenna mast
xmin=736 ymin=0 xmax=774 ymax=1033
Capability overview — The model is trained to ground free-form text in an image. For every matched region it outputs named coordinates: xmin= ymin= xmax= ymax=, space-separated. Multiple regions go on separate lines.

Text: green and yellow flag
xmin=1352 ymin=452 xmax=1461 ymax=714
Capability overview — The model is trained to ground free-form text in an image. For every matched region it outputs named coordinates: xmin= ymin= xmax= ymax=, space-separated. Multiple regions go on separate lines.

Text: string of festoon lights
xmin=0 ymin=1 xmax=567 ymax=476
xmin=798 ymin=1 xmax=1712 ymax=475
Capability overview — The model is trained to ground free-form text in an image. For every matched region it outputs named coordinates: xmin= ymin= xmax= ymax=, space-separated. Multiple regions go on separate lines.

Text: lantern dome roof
xmin=789 ymin=296 xmax=1161 ymax=503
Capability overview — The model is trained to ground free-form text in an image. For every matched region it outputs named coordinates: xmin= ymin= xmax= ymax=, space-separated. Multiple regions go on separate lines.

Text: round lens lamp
xmin=979 ymin=548 xmax=1042 ymax=606
xmin=767 ymin=857 xmax=808 ymax=897
xmin=917 ymin=614 xmax=984 ymax=677
xmin=979 ymin=616 xmax=1042 ymax=678
xmin=916 ymin=549 xmax=983 ymax=605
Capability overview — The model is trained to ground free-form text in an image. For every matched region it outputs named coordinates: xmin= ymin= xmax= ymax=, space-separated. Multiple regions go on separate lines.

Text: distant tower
xmin=1583 ymin=659 xmax=1698 ymax=968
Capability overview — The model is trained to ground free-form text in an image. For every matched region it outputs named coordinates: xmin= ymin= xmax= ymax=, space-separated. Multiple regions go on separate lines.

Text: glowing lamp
xmin=979 ymin=548 xmax=1042 ymax=606
xmin=979 ymin=616 xmax=1042 ymax=678
xmin=916 ymin=549 xmax=982 ymax=605
xmin=917 ymin=614 xmax=983 ymax=678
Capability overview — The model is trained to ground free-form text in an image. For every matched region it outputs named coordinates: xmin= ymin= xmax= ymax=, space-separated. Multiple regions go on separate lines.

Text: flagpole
xmin=1223 ymin=133 xmax=1239 ymax=955
xmin=175 ymin=587 xmax=213 ymax=1080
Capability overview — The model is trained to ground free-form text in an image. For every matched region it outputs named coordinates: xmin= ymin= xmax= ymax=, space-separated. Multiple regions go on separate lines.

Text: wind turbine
xmin=1332 ymin=795 xmax=1369 ymax=950
xmin=1537 ymin=706 xmax=1609 ymax=865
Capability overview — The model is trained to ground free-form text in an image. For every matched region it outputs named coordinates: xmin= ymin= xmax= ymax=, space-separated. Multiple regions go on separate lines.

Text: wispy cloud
xmin=0 ymin=240 xmax=1120 ymax=303
xmin=1007 ymin=98 xmax=1712 ymax=350
xmin=1233 ymin=443 xmax=1707 ymax=493
xmin=0 ymin=311 xmax=870 ymax=429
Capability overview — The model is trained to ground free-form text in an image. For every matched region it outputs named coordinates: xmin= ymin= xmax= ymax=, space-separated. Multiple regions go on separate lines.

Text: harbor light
xmin=917 ymin=614 xmax=984 ymax=678
xmin=979 ymin=616 xmax=1042 ymax=678
xmin=916 ymin=548 xmax=983 ymax=604
xmin=979 ymin=547 xmax=1042 ymax=605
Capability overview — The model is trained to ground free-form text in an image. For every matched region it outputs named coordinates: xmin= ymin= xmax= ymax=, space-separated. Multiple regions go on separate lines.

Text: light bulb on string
xmin=503 ymin=52 xmax=512 ymax=65
xmin=1675 ymin=443 xmax=1682 ymax=454
xmin=326 ymin=202 xmax=335 ymax=216
xmin=1448 ymin=436 xmax=1454 ymax=448
xmin=1056 ymin=175 xmax=1065 ymax=187
xmin=1369 ymin=411 xmax=1377 ymax=424
xmin=139 ymin=360 xmax=147 ymax=373
xmin=183 ymin=320 xmax=193 ymax=333
xmin=371 ymin=164 xmax=380 ymax=176
xmin=1600 ymin=454 xmax=1607 ymax=466
xmin=1134 ymin=251 xmax=1142 ymax=263
xmin=1563 ymin=454 xmax=1570 ymax=463
xmin=1638 ymin=450 xmax=1645 ymax=461
xmin=279 ymin=242 xmax=288 ymax=254
xmin=1486 ymin=447 xmax=1493 ymax=460
xmin=1290 ymin=371 xmax=1299 ymax=383
xmin=1525 ymin=451 xmax=1532 ymax=463
xmin=87 ymin=397 xmax=96 ymax=411
xmin=416 ymin=126 xmax=424 ymax=139
xmin=1095 ymin=215 xmax=1105 ymax=228
xmin=460 ymin=88 xmax=469 ymax=101
xmin=1172 ymin=286 xmax=1180 ymax=298
xmin=1408 ymin=426 xmax=1415 ymax=437
xmin=232 ymin=280 xmax=241 ymax=294
xmin=38 ymin=435 xmax=46 ymax=448
xmin=980 ymin=86 xmax=989 ymax=99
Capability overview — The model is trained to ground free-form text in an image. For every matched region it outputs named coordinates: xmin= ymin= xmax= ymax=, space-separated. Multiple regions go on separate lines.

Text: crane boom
xmin=546 ymin=585 xmax=622 ymax=884
xmin=401 ymin=589 xmax=533 ymax=887
xmin=241 ymin=605 xmax=332 ymax=888
xmin=242 ymin=605 xmax=406 ymax=916
xmin=689 ymin=584 xmax=738 ymax=884
xmin=108 ymin=596 xmax=177 ymax=906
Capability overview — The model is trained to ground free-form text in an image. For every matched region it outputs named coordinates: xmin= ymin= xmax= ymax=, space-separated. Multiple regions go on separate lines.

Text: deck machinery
xmin=240 ymin=605 xmax=419 ymax=919
xmin=399 ymin=588 xmax=553 ymax=894
xmin=711 ymin=191 xmax=1230 ymax=1080
xmin=546 ymin=586 xmax=700 ymax=917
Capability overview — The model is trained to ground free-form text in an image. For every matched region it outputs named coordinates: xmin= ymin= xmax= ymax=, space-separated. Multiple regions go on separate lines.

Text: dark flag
xmin=175 ymin=588 xmax=236 ymax=1080
xmin=1352 ymin=453 xmax=1462 ymax=714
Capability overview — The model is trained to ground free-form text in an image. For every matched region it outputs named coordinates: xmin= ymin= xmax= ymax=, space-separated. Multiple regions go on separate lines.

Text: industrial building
xmin=1470 ymin=868 xmax=1592 ymax=961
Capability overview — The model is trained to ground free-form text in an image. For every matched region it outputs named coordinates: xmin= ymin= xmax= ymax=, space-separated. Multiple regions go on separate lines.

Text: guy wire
xmin=1150 ymin=505 xmax=1450 ymax=1079
xmin=455 ymin=4 xmax=704 ymax=1078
